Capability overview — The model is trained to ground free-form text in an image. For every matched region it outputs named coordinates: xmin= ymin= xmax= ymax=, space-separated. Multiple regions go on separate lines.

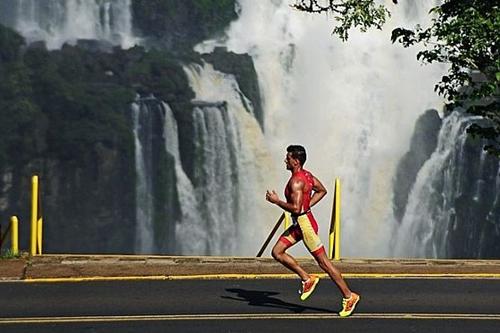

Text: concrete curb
xmin=2 ymin=255 xmax=500 ymax=281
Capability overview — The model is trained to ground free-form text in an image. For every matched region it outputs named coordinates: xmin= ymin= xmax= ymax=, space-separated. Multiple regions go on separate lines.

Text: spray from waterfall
xmin=393 ymin=112 xmax=500 ymax=258
xmin=11 ymin=0 xmax=496 ymax=258
xmin=182 ymin=62 xmax=276 ymax=255
xmin=196 ymin=0 xmax=445 ymax=257
xmin=9 ymin=0 xmax=136 ymax=49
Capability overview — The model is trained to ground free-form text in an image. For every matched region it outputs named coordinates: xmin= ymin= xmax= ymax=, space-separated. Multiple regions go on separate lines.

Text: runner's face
xmin=285 ymin=152 xmax=295 ymax=170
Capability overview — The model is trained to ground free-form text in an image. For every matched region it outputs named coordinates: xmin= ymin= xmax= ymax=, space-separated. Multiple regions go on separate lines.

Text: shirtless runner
xmin=265 ymin=145 xmax=360 ymax=317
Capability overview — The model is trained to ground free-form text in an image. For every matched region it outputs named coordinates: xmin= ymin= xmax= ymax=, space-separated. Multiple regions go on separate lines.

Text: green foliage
xmin=0 ymin=248 xmax=20 ymax=259
xmin=292 ymin=0 xmax=390 ymax=41
xmin=295 ymin=0 xmax=499 ymax=156
xmin=0 ymin=20 xmax=195 ymax=170
xmin=0 ymin=31 xmax=44 ymax=168
xmin=123 ymin=48 xmax=194 ymax=102
xmin=131 ymin=0 xmax=237 ymax=49
xmin=16 ymin=46 xmax=135 ymax=163
xmin=391 ymin=0 xmax=499 ymax=155
xmin=191 ymin=0 xmax=236 ymax=33
xmin=0 ymin=18 xmax=199 ymax=169
xmin=0 ymin=24 xmax=24 ymax=62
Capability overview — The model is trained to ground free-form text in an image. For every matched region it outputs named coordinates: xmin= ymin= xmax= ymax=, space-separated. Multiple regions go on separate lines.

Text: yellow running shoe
xmin=299 ymin=275 xmax=320 ymax=301
xmin=339 ymin=292 xmax=360 ymax=317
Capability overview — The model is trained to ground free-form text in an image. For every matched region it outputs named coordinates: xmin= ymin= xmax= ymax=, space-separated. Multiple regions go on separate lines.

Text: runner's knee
xmin=272 ymin=246 xmax=284 ymax=261
xmin=271 ymin=247 xmax=280 ymax=260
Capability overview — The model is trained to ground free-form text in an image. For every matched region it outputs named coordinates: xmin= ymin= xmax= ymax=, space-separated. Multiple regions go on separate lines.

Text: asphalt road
xmin=1 ymin=278 xmax=500 ymax=332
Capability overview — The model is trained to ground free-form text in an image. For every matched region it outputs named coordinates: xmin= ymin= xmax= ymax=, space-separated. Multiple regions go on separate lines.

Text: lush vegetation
xmin=0 ymin=26 xmax=45 ymax=169
xmin=391 ymin=1 xmax=499 ymax=155
xmin=292 ymin=0 xmax=390 ymax=41
xmin=0 ymin=248 xmax=20 ymax=259
xmin=131 ymin=0 xmax=237 ymax=50
xmin=294 ymin=0 xmax=499 ymax=156
xmin=0 ymin=24 xmax=195 ymax=170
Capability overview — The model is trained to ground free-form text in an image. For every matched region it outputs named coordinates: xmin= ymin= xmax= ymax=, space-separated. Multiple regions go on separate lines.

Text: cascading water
xmin=134 ymin=76 xmax=274 ymax=255
xmin=132 ymin=98 xmax=154 ymax=254
xmin=393 ymin=112 xmax=500 ymax=258
xmin=0 ymin=0 xmax=136 ymax=49
xmin=191 ymin=103 xmax=240 ymax=254
xmin=1 ymin=0 xmax=275 ymax=255
xmin=4 ymin=0 xmax=497 ymax=257
xmin=196 ymin=0 xmax=445 ymax=257
xmin=181 ymin=63 xmax=276 ymax=255
xmin=162 ymin=102 xmax=205 ymax=254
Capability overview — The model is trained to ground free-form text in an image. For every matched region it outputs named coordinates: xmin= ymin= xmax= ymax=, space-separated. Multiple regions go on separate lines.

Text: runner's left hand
xmin=265 ymin=190 xmax=280 ymax=204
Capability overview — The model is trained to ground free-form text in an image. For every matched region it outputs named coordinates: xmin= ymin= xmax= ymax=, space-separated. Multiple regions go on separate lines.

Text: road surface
xmin=1 ymin=277 xmax=499 ymax=332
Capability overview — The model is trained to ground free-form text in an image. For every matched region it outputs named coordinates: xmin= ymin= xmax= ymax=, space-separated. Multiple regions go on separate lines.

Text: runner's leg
xmin=313 ymin=251 xmax=352 ymax=298
xmin=271 ymin=228 xmax=310 ymax=281
xmin=295 ymin=213 xmax=352 ymax=298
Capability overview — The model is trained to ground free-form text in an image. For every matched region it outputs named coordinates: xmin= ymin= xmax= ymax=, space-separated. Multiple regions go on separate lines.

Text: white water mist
xmin=11 ymin=0 xmax=136 ymax=49
xmin=197 ymin=0 xmax=445 ymax=257
xmin=393 ymin=113 xmax=477 ymax=257
xmin=182 ymin=63 xmax=276 ymax=255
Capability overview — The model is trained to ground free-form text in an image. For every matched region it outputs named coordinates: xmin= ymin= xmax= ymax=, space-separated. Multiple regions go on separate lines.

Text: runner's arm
xmin=266 ymin=179 xmax=304 ymax=214
xmin=309 ymin=176 xmax=327 ymax=208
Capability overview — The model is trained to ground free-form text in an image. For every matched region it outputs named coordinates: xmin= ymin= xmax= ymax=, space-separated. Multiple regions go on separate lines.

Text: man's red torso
xmin=284 ymin=169 xmax=314 ymax=213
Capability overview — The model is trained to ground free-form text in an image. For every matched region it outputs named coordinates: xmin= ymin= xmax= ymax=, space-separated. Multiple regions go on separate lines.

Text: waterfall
xmin=182 ymin=63 xmax=276 ymax=255
xmin=191 ymin=103 xmax=240 ymax=254
xmin=133 ymin=74 xmax=275 ymax=255
xmin=132 ymin=99 xmax=154 ymax=253
xmin=1 ymin=0 xmax=136 ymax=49
xmin=196 ymin=0 xmax=445 ymax=257
xmin=6 ymin=0 xmax=497 ymax=257
xmin=162 ymin=102 xmax=206 ymax=254
xmin=393 ymin=112 xmax=500 ymax=258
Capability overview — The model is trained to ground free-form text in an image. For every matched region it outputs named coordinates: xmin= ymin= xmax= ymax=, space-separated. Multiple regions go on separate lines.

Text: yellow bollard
xmin=30 ymin=175 xmax=38 ymax=256
xmin=37 ymin=217 xmax=43 ymax=255
xmin=329 ymin=178 xmax=341 ymax=260
xmin=11 ymin=216 xmax=18 ymax=256
xmin=284 ymin=212 xmax=291 ymax=230
xmin=334 ymin=178 xmax=341 ymax=260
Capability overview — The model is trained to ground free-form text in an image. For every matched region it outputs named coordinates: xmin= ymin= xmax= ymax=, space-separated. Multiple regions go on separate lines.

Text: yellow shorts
xmin=279 ymin=212 xmax=325 ymax=257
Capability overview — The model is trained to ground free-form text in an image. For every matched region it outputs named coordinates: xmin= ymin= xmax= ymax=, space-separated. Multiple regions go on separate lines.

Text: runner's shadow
xmin=222 ymin=288 xmax=334 ymax=313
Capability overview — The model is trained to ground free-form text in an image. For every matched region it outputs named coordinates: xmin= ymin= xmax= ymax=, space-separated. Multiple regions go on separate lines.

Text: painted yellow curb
xmin=1 ymin=312 xmax=500 ymax=324
xmin=21 ymin=272 xmax=500 ymax=283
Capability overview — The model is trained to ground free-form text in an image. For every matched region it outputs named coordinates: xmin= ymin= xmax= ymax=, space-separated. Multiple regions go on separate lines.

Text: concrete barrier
xmin=2 ymin=254 xmax=500 ymax=281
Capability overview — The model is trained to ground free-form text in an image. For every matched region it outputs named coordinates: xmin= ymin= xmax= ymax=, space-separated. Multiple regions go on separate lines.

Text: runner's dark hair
xmin=287 ymin=145 xmax=307 ymax=166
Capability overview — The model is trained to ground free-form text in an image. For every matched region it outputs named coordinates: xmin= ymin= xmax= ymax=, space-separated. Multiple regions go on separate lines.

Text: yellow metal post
xmin=30 ymin=175 xmax=38 ymax=256
xmin=328 ymin=187 xmax=334 ymax=259
xmin=329 ymin=178 xmax=341 ymax=260
xmin=37 ymin=217 xmax=43 ymax=255
xmin=334 ymin=178 xmax=341 ymax=260
xmin=284 ymin=212 xmax=291 ymax=230
xmin=11 ymin=216 xmax=18 ymax=256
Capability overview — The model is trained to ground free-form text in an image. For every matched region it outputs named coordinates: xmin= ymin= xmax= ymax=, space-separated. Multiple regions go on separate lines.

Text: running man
xmin=265 ymin=145 xmax=360 ymax=317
